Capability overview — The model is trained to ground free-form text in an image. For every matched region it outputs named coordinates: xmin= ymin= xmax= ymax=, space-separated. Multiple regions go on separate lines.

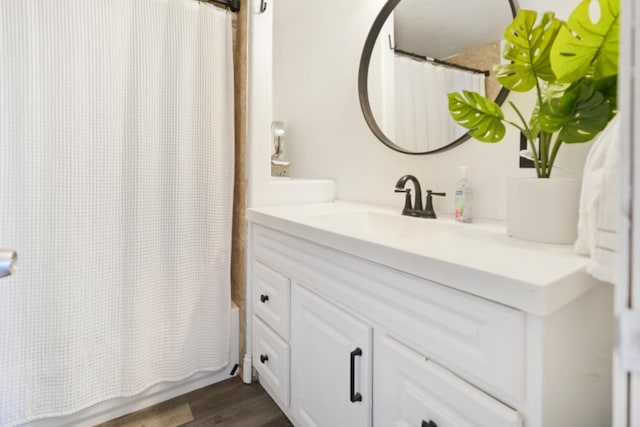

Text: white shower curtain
xmin=0 ymin=1 xmax=234 ymax=425
xmin=394 ymin=55 xmax=485 ymax=151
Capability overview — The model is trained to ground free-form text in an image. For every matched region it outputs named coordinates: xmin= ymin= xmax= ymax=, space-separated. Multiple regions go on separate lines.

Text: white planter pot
xmin=507 ymin=177 xmax=581 ymax=244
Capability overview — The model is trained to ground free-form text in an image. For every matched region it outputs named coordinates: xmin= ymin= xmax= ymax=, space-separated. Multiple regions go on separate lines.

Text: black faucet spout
xmin=394 ymin=175 xmax=423 ymax=212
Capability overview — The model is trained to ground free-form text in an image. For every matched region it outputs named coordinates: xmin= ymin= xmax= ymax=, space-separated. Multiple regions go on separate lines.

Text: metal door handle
xmin=0 ymin=250 xmax=17 ymax=278
xmin=350 ymin=347 xmax=363 ymax=402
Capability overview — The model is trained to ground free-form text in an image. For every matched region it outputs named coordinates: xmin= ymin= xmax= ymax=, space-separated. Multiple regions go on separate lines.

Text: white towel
xmin=574 ymin=115 xmax=621 ymax=283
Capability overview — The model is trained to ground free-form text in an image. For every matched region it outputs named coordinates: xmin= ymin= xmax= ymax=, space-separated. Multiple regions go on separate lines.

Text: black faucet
xmin=394 ymin=175 xmax=423 ymax=216
xmin=394 ymin=175 xmax=446 ymax=218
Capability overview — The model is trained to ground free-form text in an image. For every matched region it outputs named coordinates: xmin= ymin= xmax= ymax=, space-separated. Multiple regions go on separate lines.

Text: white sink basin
xmin=310 ymin=210 xmax=460 ymax=240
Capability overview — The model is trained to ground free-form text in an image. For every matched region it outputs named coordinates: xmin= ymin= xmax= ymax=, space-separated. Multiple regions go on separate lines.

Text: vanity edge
xmin=246 ymin=201 xmax=606 ymax=316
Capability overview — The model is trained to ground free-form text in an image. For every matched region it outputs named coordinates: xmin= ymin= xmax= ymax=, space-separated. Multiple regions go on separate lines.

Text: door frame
xmin=630 ymin=0 xmax=640 ymax=416
xmin=614 ymin=0 xmax=639 ymax=425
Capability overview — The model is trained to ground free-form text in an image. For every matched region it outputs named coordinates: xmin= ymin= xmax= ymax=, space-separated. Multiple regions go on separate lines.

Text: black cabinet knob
xmin=260 ymin=354 xmax=269 ymax=364
xmin=422 ymin=421 xmax=437 ymax=427
xmin=260 ymin=294 xmax=269 ymax=303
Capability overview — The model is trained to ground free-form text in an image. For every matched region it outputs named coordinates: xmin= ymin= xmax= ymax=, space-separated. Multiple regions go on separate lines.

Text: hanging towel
xmin=574 ymin=115 xmax=621 ymax=283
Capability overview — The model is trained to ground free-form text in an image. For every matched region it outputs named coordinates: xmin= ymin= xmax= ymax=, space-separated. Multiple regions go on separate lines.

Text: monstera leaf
xmin=448 ymin=91 xmax=506 ymax=142
xmin=551 ymin=0 xmax=620 ymax=82
xmin=494 ymin=10 xmax=562 ymax=92
xmin=529 ymin=82 xmax=572 ymax=137
xmin=538 ymin=80 xmax=610 ymax=142
xmin=528 ymin=104 xmax=542 ymax=140
xmin=595 ymin=74 xmax=618 ymax=117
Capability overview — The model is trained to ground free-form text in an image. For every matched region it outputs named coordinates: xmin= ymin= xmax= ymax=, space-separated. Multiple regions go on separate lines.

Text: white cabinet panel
xmin=253 ymin=261 xmax=291 ymax=339
xmin=291 ymin=285 xmax=372 ymax=427
xmin=374 ymin=332 xmax=522 ymax=427
xmin=253 ymin=316 xmax=290 ymax=406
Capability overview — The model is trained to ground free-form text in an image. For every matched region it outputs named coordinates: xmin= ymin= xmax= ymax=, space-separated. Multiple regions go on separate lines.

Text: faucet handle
xmin=423 ymin=190 xmax=446 ymax=219
xmin=394 ymin=188 xmax=413 ymax=213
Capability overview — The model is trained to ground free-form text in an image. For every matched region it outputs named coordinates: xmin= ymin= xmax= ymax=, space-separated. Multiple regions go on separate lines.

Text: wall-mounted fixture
xmin=271 ymin=121 xmax=290 ymax=177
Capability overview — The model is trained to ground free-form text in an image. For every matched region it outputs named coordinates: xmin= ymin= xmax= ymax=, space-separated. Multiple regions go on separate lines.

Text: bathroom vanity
xmin=246 ymin=201 xmax=612 ymax=427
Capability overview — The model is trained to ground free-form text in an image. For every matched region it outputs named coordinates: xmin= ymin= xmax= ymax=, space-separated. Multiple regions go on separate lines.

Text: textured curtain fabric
xmin=394 ymin=55 xmax=485 ymax=151
xmin=0 ymin=1 xmax=234 ymax=425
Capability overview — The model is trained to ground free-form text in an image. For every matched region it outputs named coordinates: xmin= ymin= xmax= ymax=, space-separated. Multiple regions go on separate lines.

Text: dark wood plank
xmin=183 ymin=394 xmax=286 ymax=426
xmin=182 ymin=377 xmax=292 ymax=427
xmin=96 ymin=396 xmax=192 ymax=427
xmin=185 ymin=377 xmax=264 ymax=418
xmin=97 ymin=376 xmax=292 ymax=427
xmin=258 ymin=414 xmax=293 ymax=427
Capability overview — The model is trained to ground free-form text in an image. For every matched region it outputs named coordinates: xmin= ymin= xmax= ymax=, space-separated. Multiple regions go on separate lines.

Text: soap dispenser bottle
xmin=454 ymin=166 xmax=472 ymax=223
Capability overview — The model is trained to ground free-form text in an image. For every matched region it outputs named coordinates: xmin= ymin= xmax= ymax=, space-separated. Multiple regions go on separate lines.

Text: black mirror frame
xmin=358 ymin=0 xmax=518 ymax=155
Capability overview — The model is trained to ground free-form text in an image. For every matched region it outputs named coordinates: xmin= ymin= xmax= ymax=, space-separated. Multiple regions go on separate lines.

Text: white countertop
xmin=247 ymin=201 xmax=604 ymax=316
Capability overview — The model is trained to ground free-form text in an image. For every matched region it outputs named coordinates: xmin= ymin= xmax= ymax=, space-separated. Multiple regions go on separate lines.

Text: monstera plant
xmin=448 ymin=0 xmax=619 ymax=178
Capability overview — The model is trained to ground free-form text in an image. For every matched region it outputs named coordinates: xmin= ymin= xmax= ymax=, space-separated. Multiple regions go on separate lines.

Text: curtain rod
xmin=197 ymin=0 xmax=240 ymax=13
xmin=388 ymin=35 xmax=490 ymax=76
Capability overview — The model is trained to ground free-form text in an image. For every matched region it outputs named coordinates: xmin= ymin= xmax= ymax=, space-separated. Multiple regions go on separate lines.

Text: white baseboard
xmin=25 ymin=304 xmax=240 ymax=427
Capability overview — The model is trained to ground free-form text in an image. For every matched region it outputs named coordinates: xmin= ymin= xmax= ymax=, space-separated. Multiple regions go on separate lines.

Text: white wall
xmin=246 ymin=0 xmax=274 ymax=207
xmin=271 ymin=0 xmax=588 ymax=221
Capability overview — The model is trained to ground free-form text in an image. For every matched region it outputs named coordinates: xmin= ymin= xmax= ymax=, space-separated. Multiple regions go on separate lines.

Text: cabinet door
xmin=374 ymin=332 xmax=522 ymax=427
xmin=291 ymin=285 xmax=372 ymax=427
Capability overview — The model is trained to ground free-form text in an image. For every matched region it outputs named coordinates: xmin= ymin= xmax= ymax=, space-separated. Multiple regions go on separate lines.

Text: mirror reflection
xmin=363 ymin=0 xmax=515 ymax=154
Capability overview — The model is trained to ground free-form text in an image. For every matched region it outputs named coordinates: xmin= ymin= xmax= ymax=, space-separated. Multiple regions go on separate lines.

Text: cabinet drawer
xmin=253 ymin=261 xmax=291 ymax=339
xmin=374 ymin=333 xmax=522 ymax=427
xmin=253 ymin=316 xmax=290 ymax=407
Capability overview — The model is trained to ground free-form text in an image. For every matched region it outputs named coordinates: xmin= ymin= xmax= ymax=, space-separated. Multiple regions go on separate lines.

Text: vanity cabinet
xmin=248 ymin=216 xmax=613 ymax=427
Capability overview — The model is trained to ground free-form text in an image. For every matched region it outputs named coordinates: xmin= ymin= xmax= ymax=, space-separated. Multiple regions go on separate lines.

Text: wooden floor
xmin=97 ymin=377 xmax=292 ymax=427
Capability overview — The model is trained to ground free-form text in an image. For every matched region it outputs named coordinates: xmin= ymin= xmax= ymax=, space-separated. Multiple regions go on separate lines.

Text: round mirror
xmin=358 ymin=0 xmax=517 ymax=154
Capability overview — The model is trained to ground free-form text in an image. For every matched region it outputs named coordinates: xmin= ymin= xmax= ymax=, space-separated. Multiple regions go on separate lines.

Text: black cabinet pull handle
xmin=260 ymin=294 xmax=269 ymax=303
xmin=350 ymin=347 xmax=363 ymax=402
xmin=422 ymin=421 xmax=437 ymax=427
xmin=260 ymin=354 xmax=269 ymax=364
